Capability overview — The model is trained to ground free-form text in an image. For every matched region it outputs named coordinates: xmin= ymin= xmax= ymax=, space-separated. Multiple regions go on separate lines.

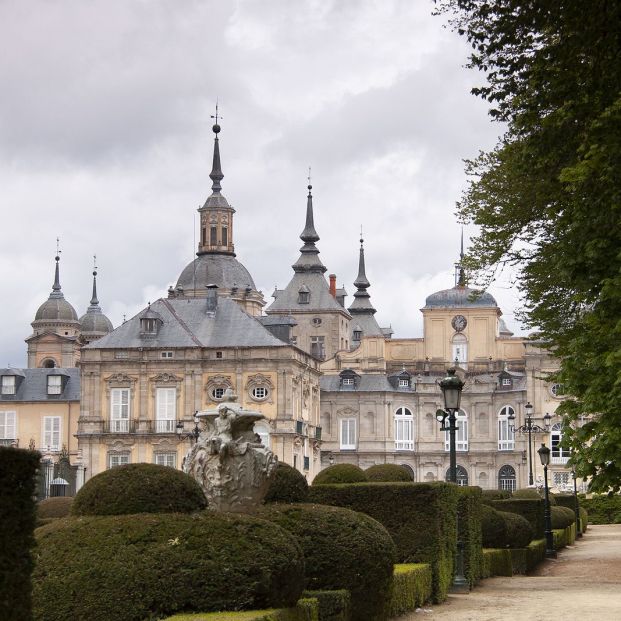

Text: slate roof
xmin=84 ymin=296 xmax=287 ymax=349
xmin=424 ymin=286 xmax=497 ymax=309
xmin=176 ymin=254 xmax=257 ymax=293
xmin=0 ymin=368 xmax=80 ymax=402
xmin=321 ymin=374 xmax=398 ymax=392
xmin=351 ymin=314 xmax=384 ymax=339
xmin=268 ymin=273 xmax=349 ymax=313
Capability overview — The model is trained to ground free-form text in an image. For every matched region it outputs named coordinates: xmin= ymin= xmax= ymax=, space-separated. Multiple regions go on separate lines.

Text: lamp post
xmin=437 ymin=368 xmax=469 ymax=592
xmin=537 ymin=443 xmax=557 ymax=558
xmin=176 ymin=412 xmax=201 ymax=444
xmin=572 ymin=469 xmax=582 ymax=538
xmin=508 ymin=403 xmax=551 ymax=486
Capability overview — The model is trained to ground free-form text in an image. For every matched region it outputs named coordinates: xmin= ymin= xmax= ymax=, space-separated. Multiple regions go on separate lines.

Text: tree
xmin=435 ymin=1 xmax=621 ymax=492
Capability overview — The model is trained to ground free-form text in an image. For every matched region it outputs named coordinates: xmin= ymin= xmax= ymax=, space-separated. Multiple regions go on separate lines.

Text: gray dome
xmin=176 ymin=254 xmax=256 ymax=293
xmin=35 ymin=296 xmax=79 ymax=322
xmin=79 ymin=310 xmax=113 ymax=335
xmin=424 ymin=286 xmax=497 ymax=309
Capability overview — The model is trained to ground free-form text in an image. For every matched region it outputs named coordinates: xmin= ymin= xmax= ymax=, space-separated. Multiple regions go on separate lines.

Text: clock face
xmin=452 ymin=315 xmax=467 ymax=332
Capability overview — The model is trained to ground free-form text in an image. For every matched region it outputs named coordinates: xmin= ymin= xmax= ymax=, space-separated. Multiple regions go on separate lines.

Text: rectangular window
xmin=47 ymin=375 xmax=62 ymax=395
xmin=221 ymin=227 xmax=228 ymax=246
xmin=154 ymin=452 xmax=177 ymax=468
xmin=0 ymin=411 xmax=16 ymax=439
xmin=43 ymin=416 xmax=61 ymax=450
xmin=502 ymin=378 xmax=512 ymax=386
xmin=114 ymin=351 xmax=129 ymax=359
xmin=1 ymin=376 xmax=15 ymax=395
xmin=160 ymin=351 xmax=174 ymax=359
xmin=310 ymin=336 xmax=325 ymax=360
xmin=445 ymin=419 xmax=468 ymax=452
xmin=553 ymin=472 xmax=570 ymax=487
xmin=108 ymin=452 xmax=130 ymax=468
xmin=395 ymin=418 xmax=413 ymax=450
xmin=110 ymin=388 xmax=130 ymax=432
xmin=398 ymin=379 xmax=409 ymax=387
xmin=342 ymin=378 xmax=354 ymax=386
xmin=340 ymin=418 xmax=356 ymax=449
xmin=498 ymin=419 xmax=515 ymax=450
xmin=156 ymin=388 xmax=176 ymax=432
xmin=499 ymin=478 xmax=516 ymax=492
xmin=210 ymin=226 xmax=218 ymax=245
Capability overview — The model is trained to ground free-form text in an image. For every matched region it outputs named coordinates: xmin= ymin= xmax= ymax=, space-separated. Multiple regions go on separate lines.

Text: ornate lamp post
xmin=537 ymin=443 xmax=557 ymax=558
xmin=437 ymin=368 xmax=468 ymax=592
xmin=508 ymin=403 xmax=551 ymax=485
xmin=176 ymin=412 xmax=201 ymax=444
xmin=572 ymin=469 xmax=582 ymax=538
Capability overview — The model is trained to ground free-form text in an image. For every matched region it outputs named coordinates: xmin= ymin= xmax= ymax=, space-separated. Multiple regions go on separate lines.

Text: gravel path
xmin=395 ymin=524 xmax=621 ymax=621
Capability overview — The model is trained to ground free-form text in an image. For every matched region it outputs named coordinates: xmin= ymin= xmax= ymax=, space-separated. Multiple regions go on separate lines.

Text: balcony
xmin=154 ymin=419 xmax=177 ymax=433
xmin=551 ymin=454 xmax=570 ymax=465
xmin=395 ymin=441 xmax=414 ymax=451
xmin=0 ymin=438 xmax=18 ymax=447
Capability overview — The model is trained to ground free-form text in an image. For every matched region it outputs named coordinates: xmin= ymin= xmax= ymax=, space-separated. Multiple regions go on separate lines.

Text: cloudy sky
xmin=0 ymin=0 xmax=523 ymax=367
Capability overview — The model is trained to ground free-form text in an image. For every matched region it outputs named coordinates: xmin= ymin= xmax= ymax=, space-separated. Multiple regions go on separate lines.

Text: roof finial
xmin=456 ymin=227 xmax=467 ymax=287
xmin=354 ymin=231 xmax=370 ymax=290
xmin=52 ymin=238 xmax=62 ymax=295
xmin=307 ymin=166 xmax=312 ymax=193
xmin=360 ymin=224 xmax=364 ymax=247
xmin=301 ymin=171 xmax=319 ymax=243
xmin=209 ymin=100 xmax=223 ymax=192
xmin=90 ymin=254 xmax=99 ymax=306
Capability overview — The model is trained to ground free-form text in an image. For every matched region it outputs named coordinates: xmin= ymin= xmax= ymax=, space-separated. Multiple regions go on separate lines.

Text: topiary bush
xmin=37 ymin=497 xmax=73 ymax=520
xmin=72 ymin=463 xmax=207 ymax=516
xmin=481 ymin=504 xmax=508 ymax=548
xmin=580 ymin=494 xmax=621 ymax=524
xmin=457 ymin=486 xmax=483 ymax=587
xmin=579 ymin=506 xmax=588 ymax=532
xmin=365 ymin=464 xmax=413 ymax=482
xmin=264 ymin=463 xmax=309 ymax=504
xmin=551 ymin=505 xmax=576 ymax=529
xmin=257 ymin=503 xmax=396 ymax=621
xmin=312 ymin=464 xmax=367 ymax=485
xmin=33 ymin=512 xmax=305 ymax=621
xmin=481 ymin=489 xmax=511 ymax=505
xmin=498 ymin=511 xmax=534 ymax=548
xmin=491 ymin=498 xmax=545 ymax=538
xmin=512 ymin=488 xmax=557 ymax=505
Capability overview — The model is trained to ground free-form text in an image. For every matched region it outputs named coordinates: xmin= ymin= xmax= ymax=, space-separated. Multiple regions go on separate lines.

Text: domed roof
xmin=176 ymin=254 xmax=256 ymax=294
xmin=33 ymin=255 xmax=79 ymax=323
xmin=424 ymin=286 xmax=497 ymax=309
xmin=79 ymin=310 xmax=113 ymax=335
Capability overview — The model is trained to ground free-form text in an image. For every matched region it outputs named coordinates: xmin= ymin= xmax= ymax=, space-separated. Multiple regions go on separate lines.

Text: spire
xmin=300 ymin=183 xmax=319 ymax=243
xmin=89 ymin=255 xmax=100 ymax=307
xmin=349 ymin=233 xmax=376 ymax=315
xmin=209 ymin=103 xmax=224 ymax=193
xmin=353 ymin=232 xmax=370 ymax=289
xmin=50 ymin=239 xmax=64 ymax=299
xmin=455 ymin=227 xmax=467 ymax=287
xmin=293 ymin=176 xmax=326 ymax=274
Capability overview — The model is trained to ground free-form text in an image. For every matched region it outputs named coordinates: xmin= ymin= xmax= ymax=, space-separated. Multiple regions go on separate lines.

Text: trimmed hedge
xmin=72 ymin=463 xmax=207 ymax=516
xmin=365 ymin=464 xmax=413 ymax=482
xmin=163 ymin=599 xmax=319 ymax=621
xmin=302 ymin=591 xmax=350 ymax=621
xmin=481 ymin=489 xmax=511 ymax=505
xmin=265 ymin=463 xmax=309 ymax=504
xmin=312 ymin=465 xmax=367 ymax=485
xmin=581 ymin=494 xmax=621 ymax=524
xmin=512 ymin=488 xmax=557 ymax=505
xmin=388 ymin=564 xmax=433 ymax=618
xmin=498 ymin=511 xmax=534 ymax=548
xmin=481 ymin=505 xmax=507 ymax=548
xmin=257 ymin=504 xmax=395 ymax=621
xmin=457 ymin=486 xmax=484 ymax=587
xmin=580 ymin=507 xmax=588 ymax=532
xmin=37 ymin=497 xmax=73 ymax=519
xmin=33 ymin=512 xmax=305 ymax=621
xmin=551 ymin=505 xmax=576 ymax=529
xmin=0 ymin=447 xmax=41 ymax=621
xmin=492 ymin=498 xmax=545 ymax=538
xmin=482 ymin=549 xmax=512 ymax=577
xmin=308 ymin=482 xmax=458 ymax=603
xmin=553 ymin=523 xmax=576 ymax=549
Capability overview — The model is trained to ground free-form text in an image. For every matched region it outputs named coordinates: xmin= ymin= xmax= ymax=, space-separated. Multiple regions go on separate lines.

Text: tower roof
xmin=79 ymin=264 xmax=113 ymax=339
xmin=33 ymin=254 xmax=79 ymax=324
xmin=292 ymin=184 xmax=327 ymax=274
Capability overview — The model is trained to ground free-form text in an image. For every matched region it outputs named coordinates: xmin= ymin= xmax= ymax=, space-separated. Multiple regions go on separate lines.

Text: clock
xmin=452 ymin=315 xmax=467 ymax=332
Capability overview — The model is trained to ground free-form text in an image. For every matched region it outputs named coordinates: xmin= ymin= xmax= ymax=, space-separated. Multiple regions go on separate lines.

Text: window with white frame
xmin=502 ymin=377 xmax=512 ymax=386
xmin=160 ymin=351 xmax=174 ymax=359
xmin=42 ymin=416 xmax=61 ymax=451
xmin=394 ymin=407 xmax=414 ymax=450
xmin=342 ymin=378 xmax=355 ymax=386
xmin=553 ymin=471 xmax=571 ymax=487
xmin=498 ymin=405 xmax=515 ymax=450
xmin=445 ymin=409 xmax=468 ymax=451
xmin=254 ymin=421 xmax=270 ymax=448
xmin=445 ymin=465 xmax=469 ymax=486
xmin=0 ymin=411 xmax=16 ymax=439
xmin=47 ymin=375 xmax=62 ymax=395
xmin=551 ymin=422 xmax=570 ymax=462
xmin=154 ymin=452 xmax=176 ymax=468
xmin=310 ymin=336 xmax=325 ymax=360
xmin=398 ymin=378 xmax=409 ymax=387
xmin=1 ymin=376 xmax=15 ymax=395
xmin=108 ymin=451 xmax=130 ymax=468
xmin=155 ymin=387 xmax=176 ymax=432
xmin=452 ymin=333 xmax=468 ymax=367
xmin=340 ymin=418 xmax=356 ymax=449
xmin=252 ymin=386 xmax=268 ymax=400
xmin=498 ymin=464 xmax=517 ymax=491
xmin=110 ymin=388 xmax=130 ymax=432
xmin=212 ymin=387 xmax=226 ymax=400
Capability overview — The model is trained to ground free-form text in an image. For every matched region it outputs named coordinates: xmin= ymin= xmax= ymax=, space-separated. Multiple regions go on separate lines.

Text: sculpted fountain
xmin=183 ymin=388 xmax=278 ymax=512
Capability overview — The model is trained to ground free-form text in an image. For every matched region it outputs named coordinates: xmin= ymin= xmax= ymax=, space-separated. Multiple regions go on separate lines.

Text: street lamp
xmin=572 ymin=470 xmax=582 ymax=538
xmin=508 ymin=403 xmax=551 ymax=486
xmin=537 ymin=443 xmax=557 ymax=558
xmin=176 ymin=412 xmax=201 ymax=444
xmin=437 ymin=368 xmax=468 ymax=593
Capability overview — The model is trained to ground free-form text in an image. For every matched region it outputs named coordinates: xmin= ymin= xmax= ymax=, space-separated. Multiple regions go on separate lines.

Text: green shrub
xmin=312 ymin=465 xmax=367 ymax=485
xmin=457 ymin=486 xmax=483 ymax=587
xmin=72 ymin=463 xmax=207 ymax=516
xmin=481 ymin=505 xmax=507 ymax=548
xmin=163 ymin=599 xmax=319 ymax=621
xmin=579 ymin=507 xmax=588 ymax=532
xmin=0 ymin=447 xmax=40 ymax=621
xmin=492 ymin=498 xmax=545 ymax=538
xmin=527 ymin=539 xmax=546 ymax=569
xmin=257 ymin=503 xmax=395 ymax=621
xmin=364 ymin=464 xmax=412 ymax=482
xmin=388 ymin=564 xmax=432 ymax=617
xmin=33 ymin=512 xmax=304 ymax=621
xmin=302 ymin=590 xmax=350 ymax=621
xmin=509 ymin=548 xmax=529 ymax=574
xmin=37 ymin=497 xmax=73 ymax=519
xmin=265 ymin=463 xmax=309 ymax=504
xmin=498 ymin=511 xmax=534 ymax=548
xmin=512 ymin=488 xmax=556 ymax=505
xmin=481 ymin=489 xmax=511 ymax=505
xmin=482 ymin=549 xmax=512 ymax=577
xmin=308 ymin=482 xmax=458 ymax=604
xmin=551 ymin=505 xmax=576 ymax=529
xmin=581 ymin=494 xmax=621 ymax=524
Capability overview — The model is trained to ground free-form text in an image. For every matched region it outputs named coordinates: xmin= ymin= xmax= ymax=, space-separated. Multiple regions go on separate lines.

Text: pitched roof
xmin=0 ymin=368 xmax=80 ymax=402
xmin=268 ymin=272 xmax=349 ymax=314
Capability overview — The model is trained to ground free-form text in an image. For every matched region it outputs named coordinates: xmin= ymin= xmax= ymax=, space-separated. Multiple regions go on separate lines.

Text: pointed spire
xmin=349 ymin=232 xmax=375 ymax=315
xmin=353 ymin=232 xmax=370 ymax=289
xmin=300 ymin=182 xmax=320 ymax=243
xmin=457 ymin=227 xmax=467 ymax=287
xmin=89 ymin=255 xmax=100 ymax=307
xmin=209 ymin=103 xmax=224 ymax=193
xmin=293 ymin=176 xmax=326 ymax=273
xmin=50 ymin=238 xmax=64 ymax=299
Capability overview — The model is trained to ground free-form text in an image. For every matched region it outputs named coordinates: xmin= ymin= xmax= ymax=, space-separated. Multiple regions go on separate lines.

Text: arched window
xmin=551 ymin=422 xmax=570 ymax=463
xmin=445 ymin=465 xmax=469 ymax=486
xmin=498 ymin=465 xmax=516 ymax=492
xmin=399 ymin=464 xmax=415 ymax=481
xmin=452 ymin=333 xmax=468 ymax=368
xmin=424 ymin=471 xmax=435 ymax=482
xmin=498 ymin=405 xmax=515 ymax=450
xmin=41 ymin=358 xmax=57 ymax=368
xmin=445 ymin=409 xmax=468 ymax=451
xmin=394 ymin=407 xmax=413 ymax=451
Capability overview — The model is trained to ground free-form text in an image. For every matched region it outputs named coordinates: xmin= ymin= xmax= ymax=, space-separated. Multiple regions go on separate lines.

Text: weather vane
xmin=211 ymin=100 xmax=222 ymax=125
xmin=93 ymin=254 xmax=97 ymax=272
xmin=56 ymin=237 xmax=61 ymax=257
xmin=307 ymin=166 xmax=312 ymax=187
xmin=360 ymin=224 xmax=364 ymax=245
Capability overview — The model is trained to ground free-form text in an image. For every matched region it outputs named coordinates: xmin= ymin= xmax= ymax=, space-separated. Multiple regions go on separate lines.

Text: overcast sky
xmin=0 ymin=0 xmax=524 ymax=368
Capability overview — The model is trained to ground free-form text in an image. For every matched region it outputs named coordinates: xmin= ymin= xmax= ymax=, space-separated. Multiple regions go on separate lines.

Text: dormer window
xmin=47 ymin=375 xmax=62 ymax=395
xmin=399 ymin=378 xmax=409 ymax=388
xmin=502 ymin=378 xmax=512 ymax=386
xmin=342 ymin=378 xmax=355 ymax=386
xmin=353 ymin=329 xmax=362 ymax=341
xmin=298 ymin=285 xmax=310 ymax=304
xmin=139 ymin=307 xmax=163 ymax=337
xmin=339 ymin=369 xmax=359 ymax=389
xmin=1 ymin=376 xmax=15 ymax=395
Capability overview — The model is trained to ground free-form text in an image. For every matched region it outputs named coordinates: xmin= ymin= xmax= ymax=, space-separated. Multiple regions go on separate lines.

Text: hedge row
xmin=308 ymin=482 xmax=458 ymax=603
xmin=482 ymin=549 xmax=512 ymax=577
xmin=457 ymin=487 xmax=484 ymax=587
xmin=553 ymin=523 xmax=577 ymax=549
xmin=163 ymin=599 xmax=319 ymax=621
xmin=388 ymin=564 xmax=433 ymax=618
xmin=482 ymin=538 xmax=547 ymax=578
xmin=37 ymin=497 xmax=73 ymax=519
xmin=580 ymin=494 xmax=621 ymax=524
xmin=302 ymin=591 xmax=350 ymax=621
xmin=312 ymin=465 xmax=367 ymax=485
xmin=491 ymin=498 xmax=545 ymax=538
xmin=0 ymin=447 xmax=41 ymax=621
xmin=264 ymin=463 xmax=310 ymax=504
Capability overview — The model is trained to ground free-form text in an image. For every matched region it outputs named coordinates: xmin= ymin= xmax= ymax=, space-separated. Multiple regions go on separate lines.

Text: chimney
xmin=329 ymin=274 xmax=337 ymax=298
xmin=206 ymin=284 xmax=218 ymax=314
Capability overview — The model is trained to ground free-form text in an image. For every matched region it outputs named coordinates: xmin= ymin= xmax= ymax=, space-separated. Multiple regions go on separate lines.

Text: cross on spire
xmin=307 ymin=166 xmax=312 ymax=188
xmin=211 ymin=100 xmax=222 ymax=125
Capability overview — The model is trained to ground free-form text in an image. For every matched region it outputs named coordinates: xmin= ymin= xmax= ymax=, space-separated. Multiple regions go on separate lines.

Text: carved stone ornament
xmin=105 ymin=373 xmax=135 ymax=386
xmin=246 ymin=373 xmax=275 ymax=403
xmin=151 ymin=372 xmax=182 ymax=384
xmin=205 ymin=375 xmax=233 ymax=402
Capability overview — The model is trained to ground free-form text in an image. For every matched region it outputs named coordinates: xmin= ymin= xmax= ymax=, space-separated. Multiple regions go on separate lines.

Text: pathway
xmin=397 ymin=524 xmax=621 ymax=621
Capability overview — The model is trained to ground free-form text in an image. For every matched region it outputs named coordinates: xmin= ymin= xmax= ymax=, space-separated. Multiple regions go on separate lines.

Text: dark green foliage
xmin=33 ymin=512 xmax=305 ymax=621
xmin=0 ymin=447 xmax=40 ymax=621
xmin=554 ymin=494 xmax=579 ymax=511
xmin=257 ymin=504 xmax=395 ymax=621
xmin=37 ymin=497 xmax=73 ymax=519
xmin=72 ymin=463 xmax=207 ymax=516
xmin=264 ymin=463 xmax=309 ymax=504
xmin=388 ymin=564 xmax=433 ymax=617
xmin=527 ymin=539 xmax=546 ymax=570
xmin=364 ymin=464 xmax=413 ymax=482
xmin=497 ymin=511 xmax=534 ymax=548
xmin=312 ymin=465 xmax=367 ymax=485
xmin=480 ymin=489 xmax=511 ymax=505
xmin=579 ymin=507 xmax=588 ymax=532
xmin=492 ymin=498 xmax=545 ymax=538
xmin=551 ymin=505 xmax=577 ymax=529
xmin=302 ymin=591 xmax=351 ymax=621
xmin=512 ymin=488 xmax=556 ymax=505
xmin=457 ymin=486 xmax=483 ymax=586
xmin=164 ymin=600 xmax=319 ymax=621
xmin=581 ymin=495 xmax=621 ymax=524
xmin=481 ymin=505 xmax=507 ymax=548
xmin=308 ymin=482 xmax=458 ymax=603
xmin=553 ymin=524 xmax=576 ymax=549
xmin=482 ymin=549 xmax=512 ymax=577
